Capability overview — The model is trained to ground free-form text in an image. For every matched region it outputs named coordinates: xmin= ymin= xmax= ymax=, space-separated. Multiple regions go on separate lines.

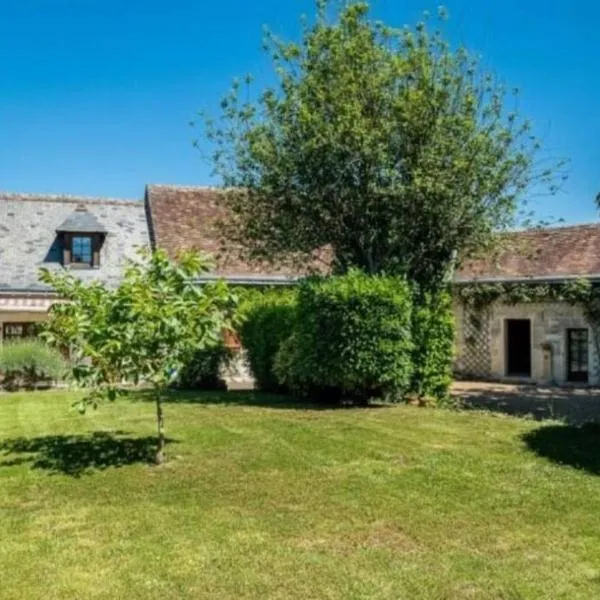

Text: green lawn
xmin=1 ymin=391 xmax=600 ymax=599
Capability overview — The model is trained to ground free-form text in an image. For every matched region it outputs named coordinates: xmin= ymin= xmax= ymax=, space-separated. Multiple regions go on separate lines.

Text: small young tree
xmin=40 ymin=249 xmax=235 ymax=464
xmin=200 ymin=1 xmax=566 ymax=292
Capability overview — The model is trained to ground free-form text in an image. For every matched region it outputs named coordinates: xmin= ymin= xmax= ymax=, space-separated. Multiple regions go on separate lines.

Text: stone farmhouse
xmin=1 ymin=185 xmax=598 ymax=386
xmin=455 ymin=225 xmax=600 ymax=386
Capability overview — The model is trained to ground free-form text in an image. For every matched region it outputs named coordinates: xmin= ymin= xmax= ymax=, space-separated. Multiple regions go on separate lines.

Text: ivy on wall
xmin=455 ymin=279 xmax=595 ymax=311
xmin=455 ymin=279 xmax=600 ymax=378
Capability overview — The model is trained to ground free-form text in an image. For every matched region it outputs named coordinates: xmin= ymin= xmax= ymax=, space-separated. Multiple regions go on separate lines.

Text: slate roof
xmin=456 ymin=224 xmax=600 ymax=282
xmin=56 ymin=206 xmax=108 ymax=233
xmin=0 ymin=192 xmax=150 ymax=292
xmin=3 ymin=185 xmax=598 ymax=294
xmin=145 ymin=184 xmax=322 ymax=280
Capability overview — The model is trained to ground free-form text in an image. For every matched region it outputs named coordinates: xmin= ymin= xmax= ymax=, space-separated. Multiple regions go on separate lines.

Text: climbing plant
xmin=455 ymin=279 xmax=594 ymax=310
xmin=456 ymin=278 xmax=600 ymax=377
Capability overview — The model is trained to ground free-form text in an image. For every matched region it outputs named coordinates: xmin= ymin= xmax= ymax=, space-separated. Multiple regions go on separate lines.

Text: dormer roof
xmin=56 ymin=205 xmax=108 ymax=234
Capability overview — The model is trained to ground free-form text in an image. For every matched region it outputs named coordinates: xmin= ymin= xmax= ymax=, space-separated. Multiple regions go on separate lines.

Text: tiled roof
xmin=147 ymin=185 xmax=600 ymax=283
xmin=145 ymin=184 xmax=319 ymax=278
xmin=456 ymin=224 xmax=600 ymax=282
xmin=0 ymin=192 xmax=150 ymax=291
xmin=56 ymin=206 xmax=108 ymax=233
xmin=4 ymin=186 xmax=596 ymax=292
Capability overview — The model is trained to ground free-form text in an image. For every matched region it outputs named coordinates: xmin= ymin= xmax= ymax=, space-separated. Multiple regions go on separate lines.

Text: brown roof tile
xmin=145 ymin=184 xmax=321 ymax=279
xmin=147 ymin=185 xmax=600 ymax=283
xmin=457 ymin=224 xmax=600 ymax=281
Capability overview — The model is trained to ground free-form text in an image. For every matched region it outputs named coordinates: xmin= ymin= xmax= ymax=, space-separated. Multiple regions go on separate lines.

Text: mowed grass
xmin=1 ymin=391 xmax=600 ymax=599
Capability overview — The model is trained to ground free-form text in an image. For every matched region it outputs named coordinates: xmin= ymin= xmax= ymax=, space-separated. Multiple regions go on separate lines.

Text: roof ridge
xmin=506 ymin=222 xmax=600 ymax=234
xmin=147 ymin=183 xmax=220 ymax=192
xmin=0 ymin=191 xmax=140 ymax=206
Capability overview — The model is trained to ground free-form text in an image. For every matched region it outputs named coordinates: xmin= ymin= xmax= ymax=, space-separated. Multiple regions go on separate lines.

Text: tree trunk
xmin=155 ymin=391 xmax=166 ymax=465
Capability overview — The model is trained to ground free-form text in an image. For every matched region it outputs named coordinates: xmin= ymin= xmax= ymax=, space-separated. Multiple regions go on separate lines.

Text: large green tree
xmin=201 ymin=1 xmax=565 ymax=290
xmin=40 ymin=249 xmax=235 ymax=464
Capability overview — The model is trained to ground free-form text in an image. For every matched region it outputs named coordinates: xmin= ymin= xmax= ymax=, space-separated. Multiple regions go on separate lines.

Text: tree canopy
xmin=201 ymin=1 xmax=565 ymax=291
xmin=40 ymin=249 xmax=236 ymax=463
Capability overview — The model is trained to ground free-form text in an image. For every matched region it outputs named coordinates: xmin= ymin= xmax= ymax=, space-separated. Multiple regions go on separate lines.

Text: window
xmin=60 ymin=233 xmax=101 ymax=268
xmin=71 ymin=236 xmax=93 ymax=266
xmin=567 ymin=328 xmax=589 ymax=383
xmin=56 ymin=208 xmax=106 ymax=268
xmin=3 ymin=322 xmax=38 ymax=340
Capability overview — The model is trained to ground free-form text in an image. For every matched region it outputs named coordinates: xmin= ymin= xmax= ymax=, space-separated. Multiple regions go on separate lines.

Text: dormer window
xmin=56 ymin=205 xmax=107 ymax=269
xmin=71 ymin=235 xmax=94 ymax=266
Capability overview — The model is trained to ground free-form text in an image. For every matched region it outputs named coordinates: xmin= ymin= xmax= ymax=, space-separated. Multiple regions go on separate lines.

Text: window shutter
xmin=92 ymin=234 xmax=102 ymax=267
xmin=62 ymin=233 xmax=71 ymax=266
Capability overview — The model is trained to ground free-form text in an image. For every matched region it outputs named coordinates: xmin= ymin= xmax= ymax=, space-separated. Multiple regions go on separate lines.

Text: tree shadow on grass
xmin=522 ymin=422 xmax=600 ymax=475
xmin=0 ymin=431 xmax=176 ymax=477
xmin=130 ymin=389 xmax=388 ymax=410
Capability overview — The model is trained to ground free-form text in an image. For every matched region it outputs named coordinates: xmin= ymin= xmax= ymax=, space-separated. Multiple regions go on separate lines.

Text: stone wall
xmin=454 ymin=301 xmax=599 ymax=385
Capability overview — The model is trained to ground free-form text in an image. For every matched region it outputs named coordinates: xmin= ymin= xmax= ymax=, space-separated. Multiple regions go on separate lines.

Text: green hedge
xmin=0 ymin=339 xmax=68 ymax=390
xmin=275 ymin=271 xmax=413 ymax=403
xmin=173 ymin=343 xmax=232 ymax=390
xmin=409 ymin=290 xmax=455 ymax=400
xmin=238 ymin=289 xmax=297 ymax=392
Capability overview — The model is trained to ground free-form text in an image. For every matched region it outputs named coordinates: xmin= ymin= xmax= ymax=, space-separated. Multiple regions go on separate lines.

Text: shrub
xmin=409 ymin=290 xmax=455 ymax=401
xmin=0 ymin=339 xmax=67 ymax=390
xmin=173 ymin=343 xmax=232 ymax=390
xmin=276 ymin=271 xmax=413 ymax=403
xmin=238 ymin=289 xmax=297 ymax=392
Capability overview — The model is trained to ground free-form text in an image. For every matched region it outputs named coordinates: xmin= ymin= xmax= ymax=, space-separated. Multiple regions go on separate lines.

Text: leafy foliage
xmin=456 ymin=278 xmax=600 ymax=337
xmin=238 ymin=289 xmax=296 ymax=392
xmin=40 ymin=249 xmax=236 ymax=463
xmin=275 ymin=271 xmax=413 ymax=403
xmin=200 ymin=0 xmax=565 ymax=291
xmin=0 ymin=340 xmax=67 ymax=391
xmin=173 ymin=344 xmax=232 ymax=391
xmin=409 ymin=290 xmax=454 ymax=401
xmin=455 ymin=279 xmax=594 ymax=310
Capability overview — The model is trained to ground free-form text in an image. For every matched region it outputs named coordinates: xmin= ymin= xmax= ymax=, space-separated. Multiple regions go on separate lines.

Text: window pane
xmin=568 ymin=328 xmax=589 ymax=381
xmin=72 ymin=236 xmax=92 ymax=264
xmin=3 ymin=322 xmax=37 ymax=340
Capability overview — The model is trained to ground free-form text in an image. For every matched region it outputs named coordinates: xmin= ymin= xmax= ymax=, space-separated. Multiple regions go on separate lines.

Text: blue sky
xmin=1 ymin=0 xmax=598 ymax=223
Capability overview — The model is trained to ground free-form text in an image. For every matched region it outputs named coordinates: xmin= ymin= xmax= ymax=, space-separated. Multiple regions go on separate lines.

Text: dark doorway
xmin=567 ymin=328 xmax=589 ymax=383
xmin=506 ymin=319 xmax=531 ymax=377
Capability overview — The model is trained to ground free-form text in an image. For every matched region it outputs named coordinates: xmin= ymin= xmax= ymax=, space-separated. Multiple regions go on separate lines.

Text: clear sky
xmin=1 ymin=0 xmax=598 ymax=223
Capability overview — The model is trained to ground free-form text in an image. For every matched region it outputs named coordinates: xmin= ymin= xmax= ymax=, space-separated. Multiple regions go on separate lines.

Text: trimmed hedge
xmin=173 ymin=343 xmax=231 ymax=390
xmin=409 ymin=290 xmax=455 ymax=400
xmin=238 ymin=289 xmax=297 ymax=392
xmin=275 ymin=271 xmax=413 ymax=403
xmin=0 ymin=339 xmax=68 ymax=390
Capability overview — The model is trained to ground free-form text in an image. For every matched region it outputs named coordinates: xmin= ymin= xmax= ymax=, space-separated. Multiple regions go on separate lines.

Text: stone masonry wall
xmin=454 ymin=300 xmax=599 ymax=385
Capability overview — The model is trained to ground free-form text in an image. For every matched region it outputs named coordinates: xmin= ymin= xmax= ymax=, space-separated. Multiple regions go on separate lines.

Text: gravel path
xmin=453 ymin=381 xmax=600 ymax=423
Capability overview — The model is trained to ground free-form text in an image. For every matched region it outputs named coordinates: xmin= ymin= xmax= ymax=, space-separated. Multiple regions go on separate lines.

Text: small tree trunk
xmin=155 ymin=391 xmax=166 ymax=465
